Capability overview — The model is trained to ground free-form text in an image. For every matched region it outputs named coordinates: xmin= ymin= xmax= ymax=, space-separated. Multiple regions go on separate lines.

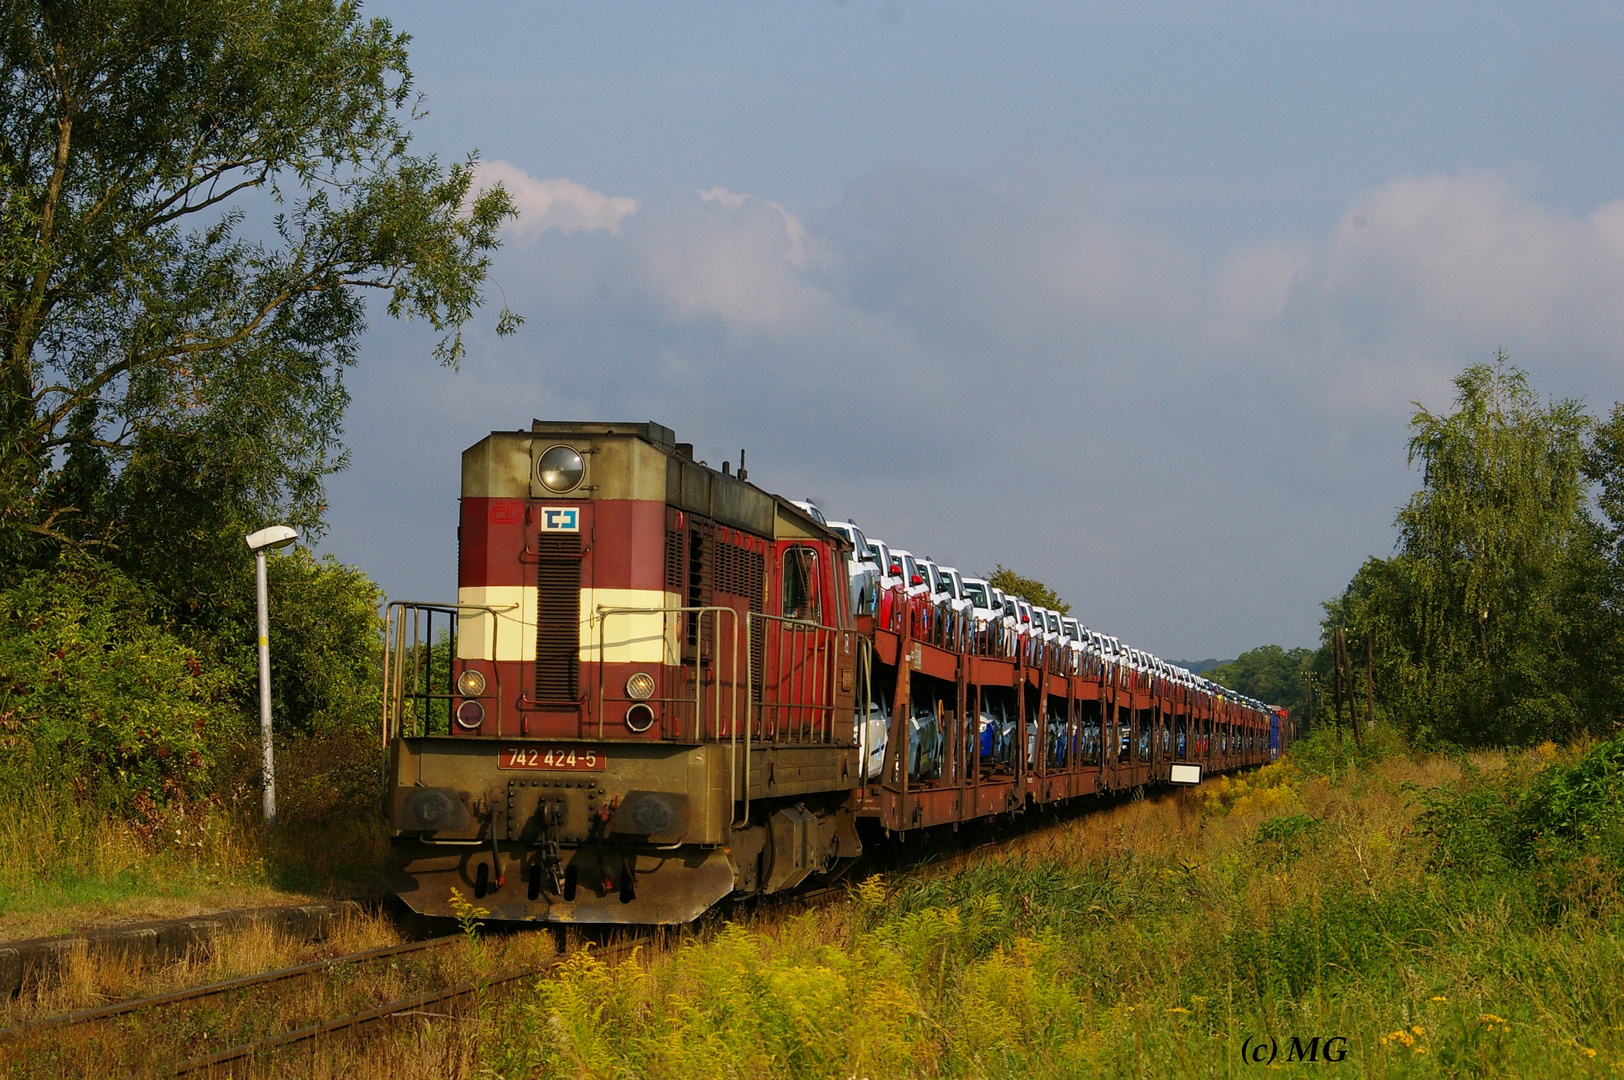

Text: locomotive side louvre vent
xmin=714 ymin=540 xmax=765 ymax=691
xmin=663 ymin=529 xmax=684 ymax=593
xmin=685 ymin=522 xmax=714 ymax=651
xmin=534 ymin=533 xmax=581 ymax=702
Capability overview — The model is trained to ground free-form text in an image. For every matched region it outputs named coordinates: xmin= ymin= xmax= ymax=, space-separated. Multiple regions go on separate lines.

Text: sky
xmin=316 ymin=1 xmax=1624 ymax=660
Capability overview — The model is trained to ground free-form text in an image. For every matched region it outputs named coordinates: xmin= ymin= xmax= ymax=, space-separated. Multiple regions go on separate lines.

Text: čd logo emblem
xmin=542 ymin=507 xmax=579 ymax=532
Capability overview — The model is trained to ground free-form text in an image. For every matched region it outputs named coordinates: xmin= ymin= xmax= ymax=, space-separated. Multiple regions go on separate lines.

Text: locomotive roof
xmin=513 ymin=419 xmax=839 ymax=545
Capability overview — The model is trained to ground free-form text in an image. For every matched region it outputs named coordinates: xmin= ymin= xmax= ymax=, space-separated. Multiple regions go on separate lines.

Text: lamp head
xmin=245 ymin=525 xmax=299 ymax=553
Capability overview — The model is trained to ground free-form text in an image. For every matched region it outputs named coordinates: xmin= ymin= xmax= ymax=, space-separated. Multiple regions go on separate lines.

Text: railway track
xmin=0 ymin=800 xmax=1124 ymax=1078
xmin=122 ymin=935 xmax=649 ymax=1080
xmin=0 ymin=879 xmax=852 ymax=1079
xmin=0 ymin=918 xmax=574 ymax=1079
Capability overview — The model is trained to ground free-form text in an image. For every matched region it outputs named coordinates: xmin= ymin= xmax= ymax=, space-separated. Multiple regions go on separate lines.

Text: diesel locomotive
xmin=382 ymin=421 xmax=1289 ymax=925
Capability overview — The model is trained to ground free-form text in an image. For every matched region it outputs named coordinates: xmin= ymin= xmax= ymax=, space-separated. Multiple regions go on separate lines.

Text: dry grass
xmin=0 ymin=907 xmax=557 ymax=1079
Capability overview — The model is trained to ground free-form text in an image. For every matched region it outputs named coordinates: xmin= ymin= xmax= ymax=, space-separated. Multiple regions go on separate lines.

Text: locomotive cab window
xmin=782 ymin=545 xmax=821 ymax=622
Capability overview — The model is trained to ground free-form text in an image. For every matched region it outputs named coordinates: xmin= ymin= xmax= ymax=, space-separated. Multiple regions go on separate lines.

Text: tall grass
xmin=0 ymin=731 xmax=390 ymax=938
xmin=478 ymin=728 xmax=1624 ymax=1079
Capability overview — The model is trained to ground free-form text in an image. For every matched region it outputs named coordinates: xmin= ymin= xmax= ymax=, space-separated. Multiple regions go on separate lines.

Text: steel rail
xmin=124 ymin=936 xmax=651 ymax=1080
xmin=0 ymin=934 xmax=466 ymax=1043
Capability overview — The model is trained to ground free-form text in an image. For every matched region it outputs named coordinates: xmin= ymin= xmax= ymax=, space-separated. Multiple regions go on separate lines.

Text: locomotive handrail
xmin=591 ymin=604 xmax=741 ymax=739
xmin=590 ymin=605 xmax=754 ymax=826
xmin=746 ymin=610 xmax=837 ymax=744
xmin=381 ymin=600 xmax=515 ymax=747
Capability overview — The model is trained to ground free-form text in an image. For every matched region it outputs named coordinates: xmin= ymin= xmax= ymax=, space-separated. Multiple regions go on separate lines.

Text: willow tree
xmin=0 ymin=1 xmax=517 ymax=605
xmin=1340 ymin=356 xmax=1608 ymax=745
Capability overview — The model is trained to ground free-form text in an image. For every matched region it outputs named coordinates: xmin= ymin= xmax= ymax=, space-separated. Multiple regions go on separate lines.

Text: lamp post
xmin=245 ymin=525 xmax=298 ymax=826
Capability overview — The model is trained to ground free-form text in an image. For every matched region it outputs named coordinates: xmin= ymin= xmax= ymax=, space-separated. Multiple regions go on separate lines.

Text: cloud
xmin=336 ymin=162 xmax=1624 ymax=658
xmin=476 ymin=160 xmax=639 ymax=239
xmin=1315 ymin=171 xmax=1624 ymax=363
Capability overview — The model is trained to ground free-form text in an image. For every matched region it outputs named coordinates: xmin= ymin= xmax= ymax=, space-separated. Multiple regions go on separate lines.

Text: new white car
xmin=868 ymin=538 xmax=903 ymax=596
xmin=828 ymin=520 xmax=880 ymax=614
xmin=936 ymin=565 xmax=974 ymax=619
xmin=889 ymin=548 xmax=930 ymax=599
xmin=790 ymin=499 xmax=828 ymax=526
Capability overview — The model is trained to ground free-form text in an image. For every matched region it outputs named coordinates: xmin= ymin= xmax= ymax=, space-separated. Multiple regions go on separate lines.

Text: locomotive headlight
xmin=456 ymin=669 xmax=486 ymax=697
xmin=536 ymin=444 xmax=584 ymax=492
xmin=624 ymin=672 xmax=656 ymax=701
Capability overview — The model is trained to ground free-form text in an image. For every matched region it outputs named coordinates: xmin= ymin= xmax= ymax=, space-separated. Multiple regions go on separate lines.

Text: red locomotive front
xmin=383 ymin=422 xmax=863 ymax=924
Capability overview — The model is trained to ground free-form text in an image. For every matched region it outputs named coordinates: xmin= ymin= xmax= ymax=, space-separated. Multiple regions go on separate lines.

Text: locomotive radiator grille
xmin=534 ymin=534 xmax=582 ymax=701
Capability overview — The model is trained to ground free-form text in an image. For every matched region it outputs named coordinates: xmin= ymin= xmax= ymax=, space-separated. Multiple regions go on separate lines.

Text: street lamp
xmin=245 ymin=525 xmax=298 ymax=826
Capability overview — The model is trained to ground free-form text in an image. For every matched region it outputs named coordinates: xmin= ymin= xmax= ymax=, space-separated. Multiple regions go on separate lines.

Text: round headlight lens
xmin=536 ymin=444 xmax=584 ymax=492
xmin=625 ymin=702 xmax=656 ymax=733
xmin=624 ymin=672 xmax=656 ymax=701
xmin=454 ymin=699 xmax=486 ymax=730
xmin=456 ymin=669 xmax=487 ymax=697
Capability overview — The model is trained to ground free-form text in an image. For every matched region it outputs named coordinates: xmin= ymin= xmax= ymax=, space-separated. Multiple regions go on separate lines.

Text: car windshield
xmin=964 ymin=581 xmax=989 ymax=607
xmin=1047 ymin=612 xmax=1061 ymax=633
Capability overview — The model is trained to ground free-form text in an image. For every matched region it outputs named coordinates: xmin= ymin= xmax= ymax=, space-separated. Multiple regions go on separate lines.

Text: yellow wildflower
xmin=1429 ymin=995 xmax=1448 ymax=1003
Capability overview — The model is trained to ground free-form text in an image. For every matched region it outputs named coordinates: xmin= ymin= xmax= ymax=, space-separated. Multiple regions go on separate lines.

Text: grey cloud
xmin=322 ymin=163 xmax=1624 ymax=659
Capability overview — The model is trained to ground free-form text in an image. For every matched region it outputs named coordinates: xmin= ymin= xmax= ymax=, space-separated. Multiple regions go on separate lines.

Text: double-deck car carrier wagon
xmin=383 ymin=421 xmax=1290 ymax=925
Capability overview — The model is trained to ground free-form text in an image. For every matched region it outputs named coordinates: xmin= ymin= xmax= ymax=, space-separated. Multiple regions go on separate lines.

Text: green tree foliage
xmin=0 ymin=0 xmax=518 ymax=579
xmin=985 ymin=565 xmax=1070 ymax=614
xmin=1203 ymin=645 xmax=1313 ymax=715
xmin=0 ymin=3 xmax=515 ymax=801
xmin=1325 ymin=356 xmax=1617 ymax=746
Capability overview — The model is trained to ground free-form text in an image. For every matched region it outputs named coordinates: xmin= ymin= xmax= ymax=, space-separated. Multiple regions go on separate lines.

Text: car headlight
xmin=536 ymin=444 xmax=584 ymax=492
xmin=456 ymin=669 xmax=486 ymax=697
xmin=625 ymin=672 xmax=656 ymax=700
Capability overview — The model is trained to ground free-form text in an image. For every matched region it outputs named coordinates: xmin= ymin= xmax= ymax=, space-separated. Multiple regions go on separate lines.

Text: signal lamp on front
xmin=625 ymin=672 xmax=656 ymax=700
xmin=454 ymin=700 xmax=485 ymax=730
xmin=457 ymin=669 xmax=486 ymax=697
xmin=625 ymin=703 xmax=655 ymax=732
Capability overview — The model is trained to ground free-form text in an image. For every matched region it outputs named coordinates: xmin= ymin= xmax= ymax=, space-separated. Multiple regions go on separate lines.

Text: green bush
xmin=1417 ymin=737 xmax=1624 ymax=918
xmin=0 ymin=556 xmax=238 ymax=805
xmin=253 ymin=547 xmax=384 ymax=736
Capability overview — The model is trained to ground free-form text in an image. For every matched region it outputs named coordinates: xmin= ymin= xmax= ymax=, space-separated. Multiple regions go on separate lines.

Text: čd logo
xmin=542 ymin=507 xmax=579 ymax=532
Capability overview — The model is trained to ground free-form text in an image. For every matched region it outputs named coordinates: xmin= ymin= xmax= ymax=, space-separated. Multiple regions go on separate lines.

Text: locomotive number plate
xmin=497 ymin=746 xmax=605 ymax=772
